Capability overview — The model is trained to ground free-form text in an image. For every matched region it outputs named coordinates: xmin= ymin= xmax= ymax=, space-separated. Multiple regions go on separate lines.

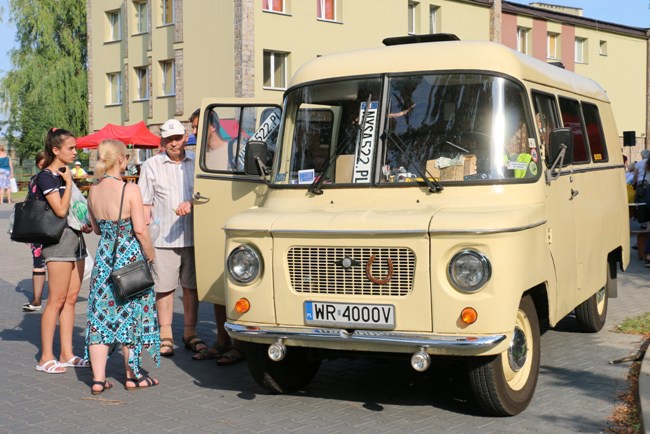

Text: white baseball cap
xmin=160 ymin=119 xmax=186 ymax=138
xmin=74 ymin=161 xmax=81 ymax=165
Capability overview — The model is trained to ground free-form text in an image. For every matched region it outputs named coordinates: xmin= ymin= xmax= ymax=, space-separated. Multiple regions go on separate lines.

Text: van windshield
xmin=273 ymin=74 xmax=539 ymax=187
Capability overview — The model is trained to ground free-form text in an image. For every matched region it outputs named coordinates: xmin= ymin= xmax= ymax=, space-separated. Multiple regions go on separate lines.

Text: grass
xmin=607 ymin=313 xmax=650 ymax=433
xmin=617 ymin=313 xmax=650 ymax=335
xmin=10 ymin=190 xmax=27 ymax=202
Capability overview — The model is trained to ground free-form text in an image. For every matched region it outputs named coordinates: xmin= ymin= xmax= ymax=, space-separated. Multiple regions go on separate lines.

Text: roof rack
xmin=382 ymin=33 xmax=460 ymax=46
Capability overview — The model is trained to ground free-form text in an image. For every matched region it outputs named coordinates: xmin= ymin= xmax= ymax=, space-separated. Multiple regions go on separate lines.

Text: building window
xmin=134 ymin=1 xmax=148 ymax=34
xmin=575 ymin=37 xmax=587 ymax=63
xmin=547 ymin=33 xmax=559 ymax=59
xmin=429 ymin=6 xmax=439 ymax=34
xmin=160 ymin=60 xmax=175 ymax=96
xmin=599 ymin=40 xmax=608 ymax=56
xmin=263 ymin=0 xmax=284 ymax=13
xmin=134 ymin=67 xmax=149 ymax=100
xmin=517 ymin=27 xmax=530 ymax=54
xmin=107 ymin=10 xmax=121 ymax=41
xmin=263 ymin=51 xmax=287 ymax=90
xmin=162 ymin=0 xmax=173 ymax=25
xmin=317 ymin=0 xmax=335 ymax=21
xmin=408 ymin=2 xmax=418 ymax=35
xmin=107 ymin=72 xmax=122 ymax=105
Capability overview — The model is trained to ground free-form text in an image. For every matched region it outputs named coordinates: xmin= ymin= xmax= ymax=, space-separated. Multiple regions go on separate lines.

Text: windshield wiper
xmin=308 ymin=95 xmax=372 ymax=195
xmin=382 ymin=129 xmax=443 ymax=193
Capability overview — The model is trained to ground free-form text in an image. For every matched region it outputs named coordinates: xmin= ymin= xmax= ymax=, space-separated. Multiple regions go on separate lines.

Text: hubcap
xmin=508 ymin=326 xmax=528 ymax=372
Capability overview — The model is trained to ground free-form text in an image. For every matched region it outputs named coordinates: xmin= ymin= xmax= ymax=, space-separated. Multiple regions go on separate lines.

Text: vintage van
xmin=193 ymin=35 xmax=629 ymax=416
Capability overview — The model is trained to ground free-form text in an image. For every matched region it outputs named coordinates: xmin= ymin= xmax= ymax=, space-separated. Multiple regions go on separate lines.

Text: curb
xmin=640 ymin=339 xmax=650 ymax=434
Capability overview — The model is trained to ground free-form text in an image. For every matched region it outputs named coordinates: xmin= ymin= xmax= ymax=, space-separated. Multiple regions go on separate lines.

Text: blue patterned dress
xmin=84 ymin=218 xmax=160 ymax=376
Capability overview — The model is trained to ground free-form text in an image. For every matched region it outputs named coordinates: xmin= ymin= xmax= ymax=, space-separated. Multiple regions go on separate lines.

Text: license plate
xmin=304 ymin=301 xmax=395 ymax=330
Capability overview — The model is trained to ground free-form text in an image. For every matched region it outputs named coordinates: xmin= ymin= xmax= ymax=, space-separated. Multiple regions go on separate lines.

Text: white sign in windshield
xmin=353 ymin=101 xmax=378 ymax=183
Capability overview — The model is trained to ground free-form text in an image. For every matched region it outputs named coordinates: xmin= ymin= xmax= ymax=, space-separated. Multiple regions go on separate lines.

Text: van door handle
xmin=570 ymin=189 xmax=579 ymax=200
xmin=193 ymin=192 xmax=210 ymax=202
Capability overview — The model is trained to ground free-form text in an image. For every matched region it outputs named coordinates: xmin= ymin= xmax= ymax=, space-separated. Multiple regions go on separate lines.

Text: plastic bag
xmin=83 ymin=250 xmax=94 ymax=281
xmin=10 ymin=178 xmax=18 ymax=193
xmin=67 ymin=183 xmax=91 ymax=230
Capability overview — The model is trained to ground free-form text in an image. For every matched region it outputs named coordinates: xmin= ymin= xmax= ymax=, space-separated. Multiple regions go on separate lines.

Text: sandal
xmin=192 ymin=343 xmax=229 ymax=361
xmin=216 ymin=348 xmax=245 ymax=367
xmin=91 ymin=380 xmax=113 ymax=395
xmin=125 ymin=376 xmax=159 ymax=391
xmin=160 ymin=337 xmax=174 ymax=357
xmin=61 ymin=356 xmax=91 ymax=368
xmin=35 ymin=359 xmax=66 ymax=374
xmin=182 ymin=335 xmax=208 ymax=353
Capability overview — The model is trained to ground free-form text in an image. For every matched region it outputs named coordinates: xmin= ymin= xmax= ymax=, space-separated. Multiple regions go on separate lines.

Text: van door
xmin=533 ymin=92 xmax=578 ymax=318
xmin=193 ymin=99 xmax=281 ymax=304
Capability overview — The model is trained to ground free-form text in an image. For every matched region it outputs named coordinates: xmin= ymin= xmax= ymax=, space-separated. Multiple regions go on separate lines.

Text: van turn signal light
xmin=461 ymin=307 xmax=478 ymax=324
xmin=235 ymin=298 xmax=250 ymax=313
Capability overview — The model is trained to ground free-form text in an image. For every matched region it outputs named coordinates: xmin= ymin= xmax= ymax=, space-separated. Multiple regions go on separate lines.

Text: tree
xmin=0 ymin=0 xmax=87 ymax=160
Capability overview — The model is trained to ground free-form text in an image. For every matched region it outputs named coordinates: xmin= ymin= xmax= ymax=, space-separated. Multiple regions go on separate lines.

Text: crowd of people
xmin=627 ymin=149 xmax=650 ymax=267
xmin=18 ymin=115 xmax=242 ymax=394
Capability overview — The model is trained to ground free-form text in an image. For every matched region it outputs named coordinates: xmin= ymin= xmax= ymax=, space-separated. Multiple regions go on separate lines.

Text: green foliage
xmin=1 ymin=0 xmax=88 ymax=160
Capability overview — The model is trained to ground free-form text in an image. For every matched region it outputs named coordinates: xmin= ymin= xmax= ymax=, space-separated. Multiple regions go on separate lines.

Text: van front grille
xmin=287 ymin=247 xmax=415 ymax=296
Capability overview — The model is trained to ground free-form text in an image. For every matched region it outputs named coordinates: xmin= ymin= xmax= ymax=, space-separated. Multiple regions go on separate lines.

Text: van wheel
xmin=468 ymin=295 xmax=540 ymax=416
xmin=244 ymin=342 xmax=321 ymax=393
xmin=574 ymin=265 xmax=610 ymax=332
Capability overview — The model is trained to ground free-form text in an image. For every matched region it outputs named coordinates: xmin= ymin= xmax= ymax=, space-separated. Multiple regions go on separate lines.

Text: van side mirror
xmin=244 ymin=140 xmax=269 ymax=176
xmin=545 ymin=128 xmax=573 ymax=184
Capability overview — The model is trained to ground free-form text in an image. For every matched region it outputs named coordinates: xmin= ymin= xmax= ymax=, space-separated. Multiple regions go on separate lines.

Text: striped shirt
xmin=138 ymin=151 xmax=195 ymax=248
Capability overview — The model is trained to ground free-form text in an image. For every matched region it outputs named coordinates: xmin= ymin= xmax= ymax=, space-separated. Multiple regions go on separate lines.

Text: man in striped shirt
xmin=138 ymin=119 xmax=208 ymax=358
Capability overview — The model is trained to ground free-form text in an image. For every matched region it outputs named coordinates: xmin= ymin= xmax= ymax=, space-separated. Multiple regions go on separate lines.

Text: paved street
xmin=0 ymin=201 xmax=648 ymax=433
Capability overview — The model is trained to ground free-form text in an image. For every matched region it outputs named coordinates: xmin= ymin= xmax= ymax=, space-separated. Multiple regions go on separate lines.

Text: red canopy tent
xmin=76 ymin=121 xmax=160 ymax=149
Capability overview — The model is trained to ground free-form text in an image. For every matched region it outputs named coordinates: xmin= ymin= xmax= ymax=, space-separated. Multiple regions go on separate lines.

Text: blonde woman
xmin=85 ymin=139 xmax=160 ymax=394
xmin=0 ymin=144 xmax=14 ymax=204
xmin=35 ymin=128 xmax=92 ymax=374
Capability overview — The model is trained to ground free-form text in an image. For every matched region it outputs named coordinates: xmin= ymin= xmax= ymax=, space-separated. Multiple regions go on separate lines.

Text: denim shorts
xmin=42 ymin=227 xmax=87 ymax=263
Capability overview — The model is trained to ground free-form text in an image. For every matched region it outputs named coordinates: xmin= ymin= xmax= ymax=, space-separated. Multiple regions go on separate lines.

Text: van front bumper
xmin=226 ymin=322 xmax=506 ymax=351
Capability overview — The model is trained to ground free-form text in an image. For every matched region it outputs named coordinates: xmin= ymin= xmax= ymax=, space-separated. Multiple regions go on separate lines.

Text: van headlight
xmin=227 ymin=245 xmax=262 ymax=284
xmin=448 ymin=249 xmax=491 ymax=292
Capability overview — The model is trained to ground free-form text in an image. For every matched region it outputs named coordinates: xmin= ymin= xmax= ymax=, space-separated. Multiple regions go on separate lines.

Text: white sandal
xmin=60 ymin=356 xmax=90 ymax=368
xmin=35 ymin=360 xmax=66 ymax=374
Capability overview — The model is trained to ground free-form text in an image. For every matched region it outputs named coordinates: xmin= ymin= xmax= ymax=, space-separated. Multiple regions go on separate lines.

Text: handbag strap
xmin=111 ymin=183 xmax=128 ymax=268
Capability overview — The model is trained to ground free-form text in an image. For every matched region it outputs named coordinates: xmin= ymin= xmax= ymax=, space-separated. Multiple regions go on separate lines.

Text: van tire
xmin=244 ymin=342 xmax=321 ymax=394
xmin=468 ymin=295 xmax=540 ymax=416
xmin=574 ymin=265 xmax=610 ymax=332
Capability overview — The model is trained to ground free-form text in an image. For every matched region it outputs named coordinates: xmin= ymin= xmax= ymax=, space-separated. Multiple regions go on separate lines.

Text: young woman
xmin=85 ymin=139 xmax=160 ymax=394
xmin=0 ymin=144 xmax=14 ymax=204
xmin=35 ymin=128 xmax=92 ymax=374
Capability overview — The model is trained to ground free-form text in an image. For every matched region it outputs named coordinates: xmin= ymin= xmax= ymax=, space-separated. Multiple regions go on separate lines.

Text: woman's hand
xmin=59 ymin=166 xmax=73 ymax=186
xmin=80 ymin=224 xmax=93 ymax=234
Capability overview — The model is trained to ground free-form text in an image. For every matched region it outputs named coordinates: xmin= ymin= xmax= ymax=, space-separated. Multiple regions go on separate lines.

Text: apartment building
xmin=87 ymin=0 xmax=649 ymax=153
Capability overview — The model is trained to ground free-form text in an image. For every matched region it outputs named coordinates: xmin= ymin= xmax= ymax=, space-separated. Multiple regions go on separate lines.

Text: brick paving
xmin=0 ymin=201 xmax=648 ymax=433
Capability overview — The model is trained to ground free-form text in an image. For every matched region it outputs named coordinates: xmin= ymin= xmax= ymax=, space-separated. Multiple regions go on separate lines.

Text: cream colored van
xmin=193 ymin=35 xmax=629 ymax=416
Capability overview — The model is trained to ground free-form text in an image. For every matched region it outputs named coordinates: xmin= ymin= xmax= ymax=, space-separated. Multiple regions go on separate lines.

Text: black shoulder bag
xmin=110 ymin=183 xmax=155 ymax=302
xmin=10 ymin=172 xmax=67 ymax=244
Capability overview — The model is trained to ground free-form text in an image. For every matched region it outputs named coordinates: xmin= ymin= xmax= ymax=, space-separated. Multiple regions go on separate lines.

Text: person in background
xmin=35 ymin=128 xmax=92 ymax=374
xmin=85 ymin=139 xmax=160 ymax=394
xmin=188 ymin=109 xmax=244 ymax=365
xmin=633 ymin=149 xmax=650 ymax=187
xmin=0 ymin=143 xmax=14 ymax=204
xmin=138 ymin=119 xmax=209 ymax=359
xmin=23 ymin=151 xmax=47 ymax=312
xmin=71 ymin=161 xmax=88 ymax=179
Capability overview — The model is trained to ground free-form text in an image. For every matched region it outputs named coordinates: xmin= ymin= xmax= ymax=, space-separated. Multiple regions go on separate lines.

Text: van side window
xmin=202 ymin=105 xmax=281 ymax=173
xmin=531 ymin=92 xmax=560 ymax=166
xmin=558 ymin=97 xmax=589 ymax=163
xmin=581 ymin=102 xmax=608 ymax=162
